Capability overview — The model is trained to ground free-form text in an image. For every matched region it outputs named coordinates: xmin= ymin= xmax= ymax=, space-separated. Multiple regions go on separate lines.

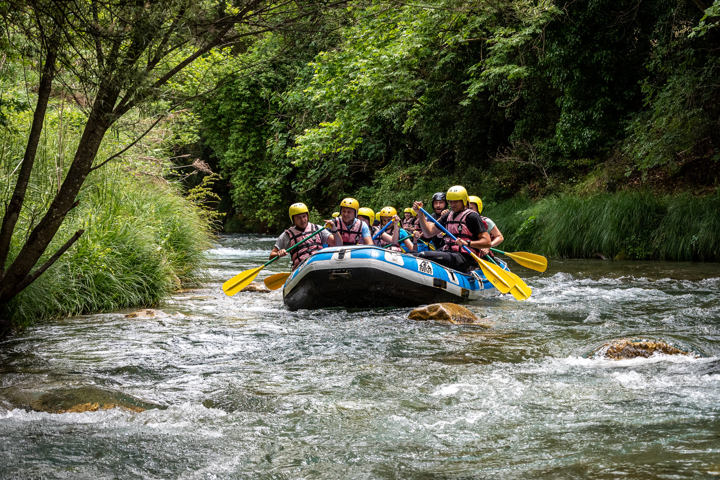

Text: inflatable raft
xmin=282 ymin=245 xmax=504 ymax=310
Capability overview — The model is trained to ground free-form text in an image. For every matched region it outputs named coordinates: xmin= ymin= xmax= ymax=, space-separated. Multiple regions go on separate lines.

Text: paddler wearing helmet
xmin=401 ymin=207 xmax=417 ymax=234
xmin=327 ymin=197 xmax=374 ymax=246
xmin=270 ymin=202 xmax=332 ymax=270
xmin=417 ymin=191 xmax=448 ymax=252
xmin=412 ymin=185 xmax=491 ymax=272
xmin=375 ymin=206 xmax=415 ymax=252
xmin=468 ymin=195 xmax=505 ymax=256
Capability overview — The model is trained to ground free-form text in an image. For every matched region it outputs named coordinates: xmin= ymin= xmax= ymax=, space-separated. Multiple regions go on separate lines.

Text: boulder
xmin=594 ymin=339 xmax=693 ymax=360
xmin=241 ymin=282 xmax=271 ymax=293
xmin=408 ymin=303 xmax=490 ymax=326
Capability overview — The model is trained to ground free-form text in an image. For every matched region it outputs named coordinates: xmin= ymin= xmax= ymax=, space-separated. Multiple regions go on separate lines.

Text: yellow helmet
xmin=378 ymin=206 xmax=397 ymax=219
xmin=446 ymin=185 xmax=469 ymax=206
xmin=358 ymin=207 xmax=375 ymax=224
xmin=288 ymin=202 xmax=309 ymax=220
xmin=403 ymin=207 xmax=416 ymax=217
xmin=331 ymin=211 xmax=340 ymax=218
xmin=468 ymin=195 xmax=483 ymax=214
xmin=339 ymin=197 xmax=359 ymax=213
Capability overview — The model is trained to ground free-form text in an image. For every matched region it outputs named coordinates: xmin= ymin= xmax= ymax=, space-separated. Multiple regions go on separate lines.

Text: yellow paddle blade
xmin=264 ymin=272 xmax=291 ymax=290
xmin=471 ymin=253 xmax=513 ymax=294
xmin=504 ymin=251 xmax=548 ymax=273
xmin=505 ymin=270 xmax=532 ymax=301
xmin=222 ymin=265 xmax=264 ymax=297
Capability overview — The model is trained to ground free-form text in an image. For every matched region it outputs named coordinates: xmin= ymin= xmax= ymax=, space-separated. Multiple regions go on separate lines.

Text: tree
xmin=0 ymin=0 xmax=346 ymax=336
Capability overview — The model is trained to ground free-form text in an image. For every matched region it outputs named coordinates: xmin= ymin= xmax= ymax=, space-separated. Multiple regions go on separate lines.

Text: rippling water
xmin=2 ymin=235 xmax=720 ymax=479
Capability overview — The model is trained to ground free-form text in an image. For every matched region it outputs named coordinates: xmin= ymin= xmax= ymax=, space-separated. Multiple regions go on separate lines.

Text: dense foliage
xmin=0 ymin=99 xmax=213 ymax=327
xmin=189 ymin=0 xmax=720 ymax=233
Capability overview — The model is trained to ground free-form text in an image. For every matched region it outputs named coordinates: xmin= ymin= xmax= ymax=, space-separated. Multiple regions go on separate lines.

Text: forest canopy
xmin=178 ymin=0 xmax=720 ymax=231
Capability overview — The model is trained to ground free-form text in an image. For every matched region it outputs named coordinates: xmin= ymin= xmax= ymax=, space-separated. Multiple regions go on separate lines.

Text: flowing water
xmin=2 ymin=235 xmax=720 ymax=479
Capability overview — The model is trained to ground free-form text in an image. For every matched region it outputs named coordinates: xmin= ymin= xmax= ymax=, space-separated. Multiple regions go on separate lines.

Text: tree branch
xmin=11 ymin=229 xmax=85 ymax=298
xmin=90 ymin=114 xmax=165 ymax=171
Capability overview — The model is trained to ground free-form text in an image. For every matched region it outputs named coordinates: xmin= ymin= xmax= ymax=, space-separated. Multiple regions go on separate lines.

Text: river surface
xmin=1 ymin=234 xmax=720 ymax=479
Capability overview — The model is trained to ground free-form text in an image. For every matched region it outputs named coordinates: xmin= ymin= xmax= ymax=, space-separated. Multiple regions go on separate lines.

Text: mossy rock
xmin=408 ymin=303 xmax=491 ymax=326
xmin=58 ymin=402 xmax=145 ymax=413
xmin=4 ymin=386 xmax=159 ymax=413
xmin=593 ymin=339 xmax=693 ymax=360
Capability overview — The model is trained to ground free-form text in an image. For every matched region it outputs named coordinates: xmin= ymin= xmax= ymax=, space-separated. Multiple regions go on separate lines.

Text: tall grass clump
xmin=1 ymin=102 xmax=213 ymax=330
xmin=491 ymin=190 xmax=720 ymax=261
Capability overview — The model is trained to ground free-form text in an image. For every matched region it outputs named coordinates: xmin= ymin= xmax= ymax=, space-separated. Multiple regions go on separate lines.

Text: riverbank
xmin=4 ymin=165 xmax=213 ymax=333
xmin=488 ymin=190 xmax=720 ymax=261
xmin=0 ymin=102 xmax=214 ymax=336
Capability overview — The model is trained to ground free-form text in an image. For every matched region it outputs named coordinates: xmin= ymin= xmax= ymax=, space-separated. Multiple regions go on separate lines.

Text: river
xmin=1 ymin=234 xmax=720 ymax=479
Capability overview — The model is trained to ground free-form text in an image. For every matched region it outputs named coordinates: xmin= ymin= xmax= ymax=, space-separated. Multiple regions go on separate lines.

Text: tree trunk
xmin=0 ymin=40 xmax=58 ymax=277
xmin=0 ymin=84 xmax=118 ymax=304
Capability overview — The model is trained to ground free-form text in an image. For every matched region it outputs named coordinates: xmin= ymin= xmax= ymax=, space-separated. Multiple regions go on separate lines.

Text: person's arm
xmin=490 ymin=226 xmax=504 ymax=247
xmin=412 ymin=201 xmax=439 ymax=237
xmin=361 ymin=221 xmax=374 ymax=245
xmin=455 ymin=217 xmax=491 ymax=251
xmin=269 ymin=233 xmax=289 ymax=259
xmin=319 ymin=228 xmax=331 ymax=247
xmin=325 ymin=218 xmax=340 ymax=246
xmin=403 ymin=237 xmax=415 ymax=252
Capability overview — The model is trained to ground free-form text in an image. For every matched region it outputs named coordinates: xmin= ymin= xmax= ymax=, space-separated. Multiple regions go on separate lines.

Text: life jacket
xmin=375 ymin=222 xmax=400 ymax=250
xmin=442 ymin=209 xmax=479 ymax=254
xmin=421 ymin=211 xmax=445 ymax=249
xmin=285 ymin=223 xmax=323 ymax=269
xmin=401 ymin=217 xmax=417 ymax=232
xmin=338 ymin=217 xmax=364 ymax=245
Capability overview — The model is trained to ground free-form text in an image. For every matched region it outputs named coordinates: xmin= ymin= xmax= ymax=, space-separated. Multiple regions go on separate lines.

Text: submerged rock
xmin=242 ymin=282 xmax=271 ymax=293
xmin=3 ymin=385 xmax=159 ymax=413
xmin=125 ymin=309 xmax=159 ymax=318
xmin=58 ymin=402 xmax=145 ymax=414
xmin=408 ymin=303 xmax=490 ymax=326
xmin=593 ymin=339 xmax=693 ymax=360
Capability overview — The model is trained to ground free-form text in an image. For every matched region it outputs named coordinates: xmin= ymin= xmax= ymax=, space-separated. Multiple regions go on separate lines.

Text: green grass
xmin=1 ymin=102 xmax=212 ymax=330
xmin=487 ymin=190 xmax=720 ymax=261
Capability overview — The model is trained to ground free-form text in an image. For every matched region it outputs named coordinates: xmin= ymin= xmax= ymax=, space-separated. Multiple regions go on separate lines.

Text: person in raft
xmin=270 ymin=202 xmax=332 ymax=270
xmin=417 ymin=191 xmax=448 ymax=252
xmin=357 ymin=207 xmax=375 ymax=230
xmin=412 ymin=185 xmax=491 ymax=272
xmin=327 ymin=197 xmax=374 ymax=246
xmin=468 ymin=195 xmax=504 ymax=257
xmin=375 ymin=206 xmax=415 ymax=252
xmin=401 ymin=207 xmax=418 ymax=234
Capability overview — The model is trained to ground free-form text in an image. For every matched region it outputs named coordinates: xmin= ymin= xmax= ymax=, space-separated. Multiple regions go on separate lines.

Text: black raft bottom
xmin=283 ymin=267 xmax=469 ymax=311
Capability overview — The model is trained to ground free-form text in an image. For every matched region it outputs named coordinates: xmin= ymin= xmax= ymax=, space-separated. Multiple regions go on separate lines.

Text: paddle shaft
xmin=371 ymin=219 xmax=395 ymax=241
xmin=383 ymin=234 xmax=413 ymax=249
xmin=418 ymin=207 xmax=479 ymax=257
xmin=227 ymin=226 xmax=325 ymax=291
xmin=280 ymin=225 xmax=327 ymax=257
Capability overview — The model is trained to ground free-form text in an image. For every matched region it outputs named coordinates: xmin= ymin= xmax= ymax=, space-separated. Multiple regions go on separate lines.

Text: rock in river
xmin=408 ymin=303 xmax=490 ymax=326
xmin=593 ymin=338 xmax=694 ymax=359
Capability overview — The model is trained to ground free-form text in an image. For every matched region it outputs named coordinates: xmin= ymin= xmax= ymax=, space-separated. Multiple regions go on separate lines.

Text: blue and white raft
xmin=282 ymin=245 xmax=505 ymax=310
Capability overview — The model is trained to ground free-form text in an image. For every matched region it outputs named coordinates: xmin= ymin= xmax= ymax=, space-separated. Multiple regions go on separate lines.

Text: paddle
xmin=484 ymin=255 xmax=531 ymax=301
xmin=417 ymin=207 xmax=515 ymax=296
xmin=222 ymin=226 xmax=327 ymax=296
xmin=371 ymin=220 xmax=394 ymax=241
xmin=263 ymin=271 xmax=291 ymax=290
xmin=418 ymin=238 xmax=436 ymax=251
xmin=490 ymin=248 xmax=547 ymax=273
